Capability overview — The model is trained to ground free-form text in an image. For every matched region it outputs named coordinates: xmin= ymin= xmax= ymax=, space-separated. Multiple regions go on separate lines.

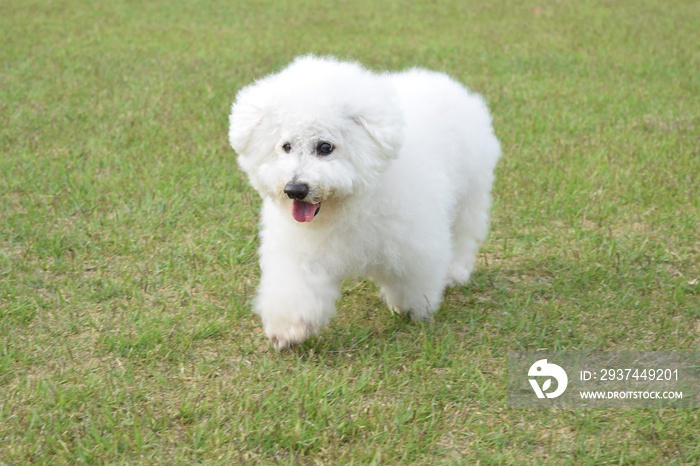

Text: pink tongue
xmin=292 ymin=200 xmax=319 ymax=222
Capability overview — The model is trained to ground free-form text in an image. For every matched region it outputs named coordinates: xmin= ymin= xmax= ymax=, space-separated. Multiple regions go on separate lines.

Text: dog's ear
xmin=352 ymin=111 xmax=404 ymax=159
xmin=228 ymin=92 xmax=267 ymax=157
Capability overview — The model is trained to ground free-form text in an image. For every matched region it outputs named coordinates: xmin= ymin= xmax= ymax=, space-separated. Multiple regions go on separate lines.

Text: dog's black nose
xmin=284 ymin=182 xmax=309 ymax=200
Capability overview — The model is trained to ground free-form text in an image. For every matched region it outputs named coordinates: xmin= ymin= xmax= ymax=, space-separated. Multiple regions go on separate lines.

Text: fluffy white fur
xmin=229 ymin=55 xmax=501 ymax=349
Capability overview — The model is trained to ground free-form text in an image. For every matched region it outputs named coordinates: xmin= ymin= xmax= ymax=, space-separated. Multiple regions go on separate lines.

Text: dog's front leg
xmin=254 ymin=254 xmax=340 ymax=349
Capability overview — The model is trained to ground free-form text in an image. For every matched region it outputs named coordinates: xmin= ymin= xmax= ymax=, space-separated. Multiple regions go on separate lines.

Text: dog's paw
xmin=446 ymin=264 xmax=472 ymax=287
xmin=265 ymin=320 xmax=315 ymax=350
xmin=408 ymin=307 xmax=434 ymax=322
xmin=379 ymin=286 xmax=405 ymax=314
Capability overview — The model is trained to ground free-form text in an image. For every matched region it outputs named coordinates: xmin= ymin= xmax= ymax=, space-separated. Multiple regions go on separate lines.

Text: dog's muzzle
xmin=284 ymin=182 xmax=309 ymax=201
xmin=284 ymin=182 xmax=321 ymax=222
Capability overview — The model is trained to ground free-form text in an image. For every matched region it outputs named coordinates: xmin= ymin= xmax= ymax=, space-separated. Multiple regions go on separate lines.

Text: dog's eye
xmin=316 ymin=142 xmax=334 ymax=156
xmin=282 ymin=143 xmax=292 ymax=153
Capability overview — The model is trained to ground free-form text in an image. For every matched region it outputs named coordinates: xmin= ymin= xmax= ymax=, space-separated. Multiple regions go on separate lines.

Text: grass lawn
xmin=1 ymin=0 xmax=698 ymax=463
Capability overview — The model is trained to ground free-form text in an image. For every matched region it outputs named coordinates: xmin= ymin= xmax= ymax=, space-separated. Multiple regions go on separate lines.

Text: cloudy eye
xmin=316 ymin=142 xmax=334 ymax=156
xmin=282 ymin=142 xmax=291 ymax=153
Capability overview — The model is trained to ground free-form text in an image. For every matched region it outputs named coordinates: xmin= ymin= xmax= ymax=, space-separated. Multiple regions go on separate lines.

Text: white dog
xmin=229 ymin=55 xmax=500 ymax=349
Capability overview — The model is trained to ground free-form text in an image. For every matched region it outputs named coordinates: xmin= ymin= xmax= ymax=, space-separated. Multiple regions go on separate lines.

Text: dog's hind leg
xmin=380 ymin=276 xmax=446 ymax=321
xmin=447 ymin=189 xmax=492 ymax=287
xmin=377 ymin=255 xmax=450 ymax=321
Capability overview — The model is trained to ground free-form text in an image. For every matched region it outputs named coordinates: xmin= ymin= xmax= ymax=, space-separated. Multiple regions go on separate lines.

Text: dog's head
xmin=229 ymin=55 xmax=404 ymax=223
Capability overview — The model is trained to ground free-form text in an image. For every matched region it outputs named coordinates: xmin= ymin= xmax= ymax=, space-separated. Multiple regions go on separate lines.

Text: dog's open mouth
xmin=291 ymin=200 xmax=321 ymax=222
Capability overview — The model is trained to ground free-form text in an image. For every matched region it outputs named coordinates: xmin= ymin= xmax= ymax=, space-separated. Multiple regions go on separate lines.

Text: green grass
xmin=1 ymin=0 xmax=699 ymax=463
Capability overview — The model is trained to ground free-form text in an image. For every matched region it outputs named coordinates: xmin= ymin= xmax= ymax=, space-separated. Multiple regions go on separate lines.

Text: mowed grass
xmin=1 ymin=0 xmax=698 ymax=463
